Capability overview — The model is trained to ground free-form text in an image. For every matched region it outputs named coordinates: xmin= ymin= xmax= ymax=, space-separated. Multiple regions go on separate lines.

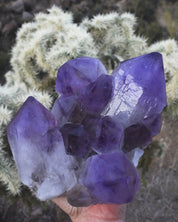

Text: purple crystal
xmin=93 ymin=116 xmax=124 ymax=153
xmin=123 ymin=114 xmax=162 ymax=152
xmin=82 ymin=115 xmax=102 ymax=141
xmin=7 ymin=97 xmax=77 ymax=200
xmin=56 ymin=57 xmax=107 ymax=96
xmin=80 ymin=152 xmax=140 ymax=204
xmin=60 ymin=123 xmax=91 ymax=158
xmin=80 ymin=75 xmax=113 ymax=114
xmin=8 ymin=96 xmax=57 ymax=140
xmin=104 ymin=52 xmax=167 ymax=127
xmin=123 ymin=123 xmax=152 ymax=152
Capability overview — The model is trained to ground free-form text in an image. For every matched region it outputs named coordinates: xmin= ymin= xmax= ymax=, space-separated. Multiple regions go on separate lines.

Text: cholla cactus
xmin=0 ymin=106 xmax=21 ymax=194
xmin=0 ymin=147 xmax=21 ymax=195
xmin=82 ymin=12 xmax=147 ymax=69
xmin=1 ymin=6 xmax=178 ymax=195
xmin=10 ymin=8 xmax=149 ymax=89
xmin=11 ymin=6 xmax=97 ymax=89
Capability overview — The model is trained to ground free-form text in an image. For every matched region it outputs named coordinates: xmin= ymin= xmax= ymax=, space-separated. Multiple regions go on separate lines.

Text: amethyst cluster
xmin=7 ymin=53 xmax=167 ymax=206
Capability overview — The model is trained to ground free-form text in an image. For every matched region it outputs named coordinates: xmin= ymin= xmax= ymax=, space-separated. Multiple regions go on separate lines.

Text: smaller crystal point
xmin=81 ymin=74 xmax=113 ymax=114
xmin=123 ymin=123 xmax=152 ymax=152
xmin=81 ymin=152 xmax=140 ymax=204
xmin=56 ymin=57 xmax=107 ymax=96
xmin=123 ymin=113 xmax=162 ymax=152
xmin=93 ymin=116 xmax=124 ymax=153
xmin=60 ymin=123 xmax=91 ymax=158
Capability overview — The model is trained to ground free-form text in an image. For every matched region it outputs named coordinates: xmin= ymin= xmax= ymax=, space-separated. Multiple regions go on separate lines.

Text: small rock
xmin=22 ymin=11 xmax=33 ymax=22
xmin=2 ymin=20 xmax=17 ymax=35
xmin=11 ymin=0 xmax=24 ymax=13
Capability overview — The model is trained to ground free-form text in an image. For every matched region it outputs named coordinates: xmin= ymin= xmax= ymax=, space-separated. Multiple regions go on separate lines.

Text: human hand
xmin=53 ymin=196 xmax=126 ymax=222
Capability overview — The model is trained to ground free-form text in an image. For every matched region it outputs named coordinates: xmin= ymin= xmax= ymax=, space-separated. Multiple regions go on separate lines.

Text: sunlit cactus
xmin=0 ymin=148 xmax=21 ymax=195
xmin=10 ymin=6 xmax=97 ymax=89
xmin=82 ymin=12 xmax=147 ymax=70
xmin=0 ymin=104 xmax=21 ymax=194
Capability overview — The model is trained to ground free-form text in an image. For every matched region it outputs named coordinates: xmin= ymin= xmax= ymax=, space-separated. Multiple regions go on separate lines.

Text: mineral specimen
xmin=7 ymin=53 xmax=167 ymax=205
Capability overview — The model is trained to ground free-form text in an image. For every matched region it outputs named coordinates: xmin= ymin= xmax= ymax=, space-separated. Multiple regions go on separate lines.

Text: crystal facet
xmin=56 ymin=57 xmax=107 ymax=96
xmin=82 ymin=115 xmax=102 ymax=142
xmin=80 ymin=74 xmax=113 ymax=114
xmin=123 ymin=123 xmax=152 ymax=152
xmin=81 ymin=152 xmax=140 ymax=204
xmin=93 ymin=116 xmax=124 ymax=153
xmin=60 ymin=123 xmax=91 ymax=158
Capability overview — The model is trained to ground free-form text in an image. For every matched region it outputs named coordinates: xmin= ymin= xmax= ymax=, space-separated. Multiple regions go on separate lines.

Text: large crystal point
xmin=81 ymin=152 xmax=140 ymax=204
xmin=104 ymin=52 xmax=167 ymax=127
xmin=7 ymin=96 xmax=77 ymax=200
xmin=81 ymin=75 xmax=113 ymax=114
xmin=56 ymin=57 xmax=107 ymax=96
